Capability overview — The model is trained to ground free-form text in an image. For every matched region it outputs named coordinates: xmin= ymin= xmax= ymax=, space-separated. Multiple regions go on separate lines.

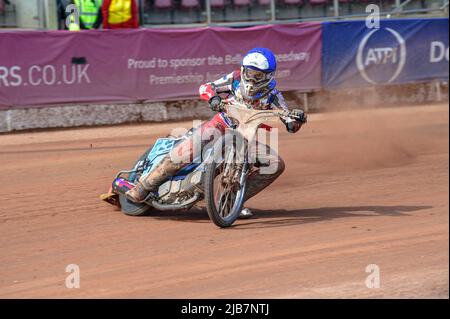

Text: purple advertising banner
xmin=0 ymin=23 xmax=322 ymax=109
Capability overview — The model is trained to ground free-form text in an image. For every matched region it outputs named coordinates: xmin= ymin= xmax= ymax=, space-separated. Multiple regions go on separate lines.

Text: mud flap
xmin=100 ymin=191 xmax=120 ymax=207
xmin=100 ymin=183 xmax=119 ymax=206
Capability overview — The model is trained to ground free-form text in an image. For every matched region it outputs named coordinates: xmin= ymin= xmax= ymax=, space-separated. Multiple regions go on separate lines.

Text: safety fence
xmin=0 ymin=17 xmax=448 ymax=108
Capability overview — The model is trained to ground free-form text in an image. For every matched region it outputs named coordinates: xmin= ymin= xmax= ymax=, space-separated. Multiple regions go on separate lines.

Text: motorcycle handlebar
xmin=220 ymin=98 xmax=303 ymax=122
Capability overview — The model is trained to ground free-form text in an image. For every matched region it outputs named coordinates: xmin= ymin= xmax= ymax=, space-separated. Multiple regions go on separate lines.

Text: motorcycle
xmin=101 ymin=97 xmax=303 ymax=227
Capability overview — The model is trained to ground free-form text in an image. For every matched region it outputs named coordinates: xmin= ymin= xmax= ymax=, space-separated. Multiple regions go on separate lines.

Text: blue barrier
xmin=322 ymin=18 xmax=449 ymax=89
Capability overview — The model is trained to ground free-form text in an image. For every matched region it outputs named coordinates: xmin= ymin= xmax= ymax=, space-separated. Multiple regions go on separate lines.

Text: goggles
xmin=243 ymin=67 xmax=269 ymax=84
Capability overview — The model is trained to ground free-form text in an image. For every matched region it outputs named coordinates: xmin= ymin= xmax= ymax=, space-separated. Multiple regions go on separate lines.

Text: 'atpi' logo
xmin=357 ymin=28 xmax=407 ymax=84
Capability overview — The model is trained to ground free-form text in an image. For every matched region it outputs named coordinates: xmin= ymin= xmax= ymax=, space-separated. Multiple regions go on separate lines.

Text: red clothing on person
xmin=102 ymin=0 xmax=138 ymax=29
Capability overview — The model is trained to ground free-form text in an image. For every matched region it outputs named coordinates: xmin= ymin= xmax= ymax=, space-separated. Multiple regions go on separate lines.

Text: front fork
xmin=239 ymin=162 xmax=250 ymax=190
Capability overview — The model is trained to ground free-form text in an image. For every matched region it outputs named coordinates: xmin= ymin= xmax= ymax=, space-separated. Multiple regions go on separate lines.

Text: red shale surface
xmin=0 ymin=104 xmax=448 ymax=298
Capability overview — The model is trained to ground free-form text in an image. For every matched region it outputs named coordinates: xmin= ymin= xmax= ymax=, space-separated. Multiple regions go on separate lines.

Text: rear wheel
xmin=119 ymin=194 xmax=151 ymax=216
xmin=120 ymin=146 xmax=153 ymax=217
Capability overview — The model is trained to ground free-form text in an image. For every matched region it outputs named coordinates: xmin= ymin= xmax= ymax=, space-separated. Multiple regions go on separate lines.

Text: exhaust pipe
xmin=147 ymin=192 xmax=201 ymax=211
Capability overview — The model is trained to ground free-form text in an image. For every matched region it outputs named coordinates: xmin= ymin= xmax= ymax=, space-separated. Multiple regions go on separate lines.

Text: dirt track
xmin=0 ymin=104 xmax=448 ymax=298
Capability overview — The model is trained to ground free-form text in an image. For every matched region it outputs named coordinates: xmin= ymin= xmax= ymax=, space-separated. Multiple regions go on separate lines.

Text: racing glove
xmin=209 ymin=96 xmax=223 ymax=112
xmin=290 ymin=109 xmax=307 ymax=124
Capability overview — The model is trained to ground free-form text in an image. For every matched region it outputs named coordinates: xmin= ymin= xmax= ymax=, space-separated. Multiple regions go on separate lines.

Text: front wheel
xmin=204 ymin=160 xmax=247 ymax=228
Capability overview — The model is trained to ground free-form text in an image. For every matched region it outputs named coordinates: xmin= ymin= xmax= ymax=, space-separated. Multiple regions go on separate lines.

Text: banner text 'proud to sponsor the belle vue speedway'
xmin=0 ymin=24 xmax=322 ymax=108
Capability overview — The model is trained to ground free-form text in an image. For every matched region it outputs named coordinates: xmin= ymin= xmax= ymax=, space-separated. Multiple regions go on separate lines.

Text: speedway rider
xmin=126 ymin=48 xmax=307 ymax=218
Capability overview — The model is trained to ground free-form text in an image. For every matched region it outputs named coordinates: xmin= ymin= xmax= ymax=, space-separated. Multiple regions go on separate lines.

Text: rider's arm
xmin=199 ymin=71 xmax=238 ymax=101
xmin=272 ymin=91 xmax=303 ymax=134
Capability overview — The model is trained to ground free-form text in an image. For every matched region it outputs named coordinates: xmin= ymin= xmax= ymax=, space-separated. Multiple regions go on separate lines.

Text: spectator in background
xmin=74 ymin=0 xmax=103 ymax=29
xmin=57 ymin=0 xmax=103 ymax=30
xmin=101 ymin=0 xmax=139 ymax=29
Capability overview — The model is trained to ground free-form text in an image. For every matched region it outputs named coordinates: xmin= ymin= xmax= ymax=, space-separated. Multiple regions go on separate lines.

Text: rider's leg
xmin=126 ymin=129 xmax=199 ymax=203
xmin=126 ymin=114 xmax=228 ymax=203
xmin=126 ymin=151 xmax=189 ymax=203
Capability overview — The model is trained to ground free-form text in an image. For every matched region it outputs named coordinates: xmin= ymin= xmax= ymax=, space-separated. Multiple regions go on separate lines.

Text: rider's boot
xmin=126 ymin=155 xmax=185 ymax=203
xmin=239 ymin=208 xmax=253 ymax=219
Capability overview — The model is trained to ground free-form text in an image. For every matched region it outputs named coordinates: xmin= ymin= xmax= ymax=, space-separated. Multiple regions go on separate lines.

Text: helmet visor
xmin=243 ymin=67 xmax=268 ymax=84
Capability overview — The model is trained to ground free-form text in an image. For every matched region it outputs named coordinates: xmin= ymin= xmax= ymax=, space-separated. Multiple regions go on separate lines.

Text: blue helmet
xmin=240 ymin=47 xmax=277 ymax=100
